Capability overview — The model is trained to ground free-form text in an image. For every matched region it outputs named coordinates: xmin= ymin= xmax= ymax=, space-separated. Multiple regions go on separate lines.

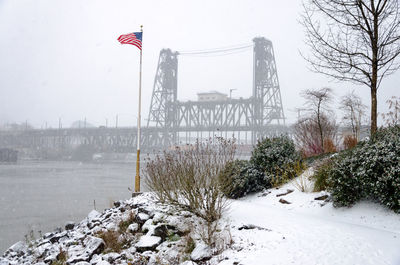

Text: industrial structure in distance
xmin=0 ymin=37 xmax=288 ymax=156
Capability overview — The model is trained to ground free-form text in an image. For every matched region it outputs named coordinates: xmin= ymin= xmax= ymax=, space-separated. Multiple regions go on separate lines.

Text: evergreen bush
xmin=251 ymin=136 xmax=300 ymax=174
xmin=218 ymin=160 xmax=267 ymax=199
xmin=328 ymin=126 xmax=400 ymax=212
xmin=219 ymin=135 xmax=302 ymax=198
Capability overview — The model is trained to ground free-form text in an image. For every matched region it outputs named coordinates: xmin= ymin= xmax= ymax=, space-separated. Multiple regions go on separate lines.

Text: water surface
xmin=0 ymin=160 xmax=143 ymax=253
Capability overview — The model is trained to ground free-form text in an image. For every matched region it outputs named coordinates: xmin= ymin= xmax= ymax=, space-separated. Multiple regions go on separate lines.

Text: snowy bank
xmin=1 ymin=183 xmax=400 ymax=265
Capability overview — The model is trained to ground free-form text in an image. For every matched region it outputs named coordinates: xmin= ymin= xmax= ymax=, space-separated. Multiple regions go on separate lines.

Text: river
xmin=0 ymin=160 xmax=145 ymax=253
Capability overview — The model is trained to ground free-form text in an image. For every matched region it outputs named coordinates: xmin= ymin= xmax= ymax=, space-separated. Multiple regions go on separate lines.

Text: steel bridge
xmin=147 ymin=36 xmax=287 ymax=147
xmin=0 ymin=37 xmax=289 ymax=154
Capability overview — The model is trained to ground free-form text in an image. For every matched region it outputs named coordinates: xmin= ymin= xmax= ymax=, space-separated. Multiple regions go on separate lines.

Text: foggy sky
xmin=0 ymin=0 xmax=398 ymax=128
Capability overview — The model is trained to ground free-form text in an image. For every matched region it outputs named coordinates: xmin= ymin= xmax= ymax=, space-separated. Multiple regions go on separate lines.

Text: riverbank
xmin=2 ymin=181 xmax=400 ymax=265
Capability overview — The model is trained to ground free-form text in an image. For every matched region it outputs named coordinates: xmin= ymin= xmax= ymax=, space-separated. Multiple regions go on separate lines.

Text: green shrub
xmin=312 ymin=158 xmax=334 ymax=192
xmin=218 ymin=160 xmax=267 ymax=199
xmin=328 ymin=126 xmax=400 ymax=212
xmin=270 ymin=160 xmax=306 ymax=188
xmin=251 ymin=135 xmax=300 ymax=174
xmin=219 ymin=136 xmax=303 ymax=198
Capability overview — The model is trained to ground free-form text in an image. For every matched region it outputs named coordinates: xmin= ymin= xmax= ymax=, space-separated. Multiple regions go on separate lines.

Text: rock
xmin=135 ymin=236 xmax=162 ymax=252
xmin=0 ymin=258 xmax=11 ymax=265
xmin=84 ymin=236 xmax=105 ymax=257
xmin=88 ymin=210 xmax=101 ymax=222
xmin=276 ymin=189 xmax=294 ymax=197
xmin=97 ymin=261 xmax=111 ymax=265
xmin=65 ymin=221 xmax=75 ymax=230
xmin=258 ymin=191 xmax=271 ymax=197
xmin=8 ymin=241 xmax=27 ymax=257
xmin=75 ymin=262 xmax=91 ymax=265
xmin=314 ymin=195 xmax=329 ymax=201
xmin=181 ymin=261 xmax=197 ymax=265
xmin=102 ymin=252 xmax=121 ymax=263
xmin=142 ymin=219 xmax=154 ymax=233
xmin=67 ymin=236 xmax=104 ymax=263
xmin=153 ymin=224 xmax=169 ymax=241
xmin=190 ymin=242 xmax=212 ymax=261
xmin=127 ymin=223 xmax=139 ymax=233
xmin=114 ymin=201 xmax=121 ymax=208
xmin=89 ymin=254 xmax=103 ymax=264
xmin=49 ymin=231 xmax=68 ymax=243
xmin=238 ymin=224 xmax=271 ymax=231
xmin=137 ymin=213 xmax=150 ymax=223
xmin=152 ymin=212 xmax=165 ymax=224
xmin=165 ymin=216 xmax=190 ymax=235
xmin=279 ymin=198 xmax=291 ymax=204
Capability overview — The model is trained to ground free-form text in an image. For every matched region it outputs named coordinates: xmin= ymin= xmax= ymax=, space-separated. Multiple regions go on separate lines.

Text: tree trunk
xmin=371 ymin=6 xmax=378 ymax=136
xmin=371 ymin=85 xmax=377 ymax=135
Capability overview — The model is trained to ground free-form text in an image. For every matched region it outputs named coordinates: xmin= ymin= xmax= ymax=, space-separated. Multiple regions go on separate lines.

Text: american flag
xmin=118 ymin=32 xmax=142 ymax=50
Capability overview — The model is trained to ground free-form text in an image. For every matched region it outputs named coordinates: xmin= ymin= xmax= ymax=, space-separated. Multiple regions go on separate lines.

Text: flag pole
xmin=135 ymin=25 xmax=143 ymax=193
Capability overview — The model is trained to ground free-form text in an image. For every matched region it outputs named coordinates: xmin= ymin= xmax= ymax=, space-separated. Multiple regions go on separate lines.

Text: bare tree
xmin=294 ymin=88 xmax=338 ymax=156
xmin=294 ymin=114 xmax=338 ymax=156
xmin=340 ymin=91 xmax=367 ymax=140
xmin=301 ymin=0 xmax=400 ymax=135
xmin=302 ymin=87 xmax=334 ymax=151
xmin=381 ymin=96 xmax=400 ymax=126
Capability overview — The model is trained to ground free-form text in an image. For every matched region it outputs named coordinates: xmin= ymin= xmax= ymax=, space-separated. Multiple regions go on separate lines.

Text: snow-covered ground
xmin=218 ymin=180 xmax=400 ymax=265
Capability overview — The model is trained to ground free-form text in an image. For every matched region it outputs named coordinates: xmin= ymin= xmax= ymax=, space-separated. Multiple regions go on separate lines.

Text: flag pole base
xmin=132 ymin=192 xmax=142 ymax=198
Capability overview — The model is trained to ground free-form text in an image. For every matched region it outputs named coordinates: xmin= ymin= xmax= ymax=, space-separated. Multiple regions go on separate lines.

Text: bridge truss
xmin=147 ymin=37 xmax=287 ymax=147
xmin=0 ymin=37 xmax=288 ymax=154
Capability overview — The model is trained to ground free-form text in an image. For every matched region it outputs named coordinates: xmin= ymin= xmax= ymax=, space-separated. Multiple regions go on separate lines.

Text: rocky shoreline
xmin=0 ymin=193 xmax=231 ymax=265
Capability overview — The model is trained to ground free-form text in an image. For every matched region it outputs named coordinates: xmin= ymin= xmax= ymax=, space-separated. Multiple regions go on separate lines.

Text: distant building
xmin=197 ymin=91 xmax=228 ymax=102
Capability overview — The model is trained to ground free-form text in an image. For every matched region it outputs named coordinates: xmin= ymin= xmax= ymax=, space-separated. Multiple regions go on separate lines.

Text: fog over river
xmin=0 ymin=160 xmax=144 ymax=253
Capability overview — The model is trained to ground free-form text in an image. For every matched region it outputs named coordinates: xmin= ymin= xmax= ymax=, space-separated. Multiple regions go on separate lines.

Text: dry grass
xmin=118 ymin=211 xmax=136 ymax=233
xmin=292 ymin=168 xmax=313 ymax=193
xmin=343 ymin=135 xmax=358 ymax=150
xmin=96 ymin=230 xmax=124 ymax=253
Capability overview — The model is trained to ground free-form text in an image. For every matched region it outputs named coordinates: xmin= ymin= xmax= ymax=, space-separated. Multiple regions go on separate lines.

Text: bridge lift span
xmin=147 ymin=37 xmax=286 ymax=148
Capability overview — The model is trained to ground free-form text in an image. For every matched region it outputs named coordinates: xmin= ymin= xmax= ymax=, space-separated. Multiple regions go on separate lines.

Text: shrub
xmin=251 ymin=135 xmax=302 ymax=187
xmin=97 ymin=230 xmax=124 ymax=253
xmin=251 ymin=135 xmax=300 ymax=174
xmin=323 ymin=138 xmax=337 ymax=153
xmin=219 ymin=136 xmax=303 ymax=198
xmin=343 ymin=135 xmax=358 ymax=150
xmin=145 ymin=137 xmax=235 ymax=223
xmin=218 ymin=160 xmax=267 ymax=199
xmin=312 ymin=158 xmax=334 ymax=192
xmin=328 ymin=126 xmax=400 ymax=212
xmin=271 ymin=160 xmax=306 ymax=188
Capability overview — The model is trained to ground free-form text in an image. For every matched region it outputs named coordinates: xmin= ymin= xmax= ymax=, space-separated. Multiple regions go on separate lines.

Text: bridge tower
xmin=147 ymin=49 xmax=178 ymax=147
xmin=147 ymin=37 xmax=286 ymax=148
xmin=252 ymin=37 xmax=285 ymax=141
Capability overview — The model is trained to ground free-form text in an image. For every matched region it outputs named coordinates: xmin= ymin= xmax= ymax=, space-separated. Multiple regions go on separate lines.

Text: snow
xmin=190 ymin=242 xmax=212 ymax=261
xmin=87 ymin=210 xmax=100 ymax=222
xmin=135 ymin=235 xmax=161 ymax=248
xmin=218 ymin=180 xmax=400 ymax=265
xmin=2 ymin=177 xmax=399 ymax=265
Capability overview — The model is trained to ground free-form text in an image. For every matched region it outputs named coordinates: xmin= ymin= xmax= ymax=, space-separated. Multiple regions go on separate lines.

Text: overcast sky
xmin=0 ymin=0 xmax=398 ymax=128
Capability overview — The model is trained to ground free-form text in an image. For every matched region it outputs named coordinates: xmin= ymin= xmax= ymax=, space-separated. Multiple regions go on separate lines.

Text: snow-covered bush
xmin=218 ymin=160 xmax=267 ymax=199
xmin=251 ymin=135 xmax=301 ymax=187
xmin=251 ymin=135 xmax=299 ymax=173
xmin=219 ymin=136 xmax=303 ymax=198
xmin=328 ymin=126 xmax=400 ymax=212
